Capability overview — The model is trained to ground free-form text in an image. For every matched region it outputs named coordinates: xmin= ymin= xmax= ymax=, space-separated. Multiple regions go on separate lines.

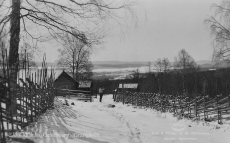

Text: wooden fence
xmin=115 ymin=91 xmax=230 ymax=124
xmin=56 ymin=89 xmax=92 ymax=102
xmin=0 ymin=55 xmax=56 ymax=143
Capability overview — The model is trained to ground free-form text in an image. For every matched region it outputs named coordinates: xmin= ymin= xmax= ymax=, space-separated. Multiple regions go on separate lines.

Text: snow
xmin=7 ymin=94 xmax=230 ymax=143
xmin=1 ymin=102 xmax=6 ymax=109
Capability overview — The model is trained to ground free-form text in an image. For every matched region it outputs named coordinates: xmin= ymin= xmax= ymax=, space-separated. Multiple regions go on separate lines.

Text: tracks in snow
xmin=92 ymin=104 xmax=143 ymax=143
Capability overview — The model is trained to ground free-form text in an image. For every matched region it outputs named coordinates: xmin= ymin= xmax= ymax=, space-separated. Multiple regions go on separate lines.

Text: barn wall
xmin=78 ymin=87 xmax=91 ymax=91
xmin=54 ymin=75 xmax=78 ymax=90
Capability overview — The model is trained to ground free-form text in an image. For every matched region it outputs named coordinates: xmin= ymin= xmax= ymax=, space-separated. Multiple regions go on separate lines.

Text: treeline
xmin=92 ymin=49 xmax=230 ymax=98
xmin=93 ymin=67 xmax=230 ymax=98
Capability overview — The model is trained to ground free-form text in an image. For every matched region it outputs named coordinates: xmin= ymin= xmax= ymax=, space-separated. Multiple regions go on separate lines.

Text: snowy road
xmin=8 ymin=94 xmax=230 ymax=143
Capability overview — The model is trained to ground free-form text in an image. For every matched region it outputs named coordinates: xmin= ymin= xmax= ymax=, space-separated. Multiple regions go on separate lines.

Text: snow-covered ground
xmin=8 ymin=94 xmax=230 ymax=143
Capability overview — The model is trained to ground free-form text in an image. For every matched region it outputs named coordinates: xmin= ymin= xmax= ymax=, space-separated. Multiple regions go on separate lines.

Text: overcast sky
xmin=40 ymin=0 xmax=221 ymax=63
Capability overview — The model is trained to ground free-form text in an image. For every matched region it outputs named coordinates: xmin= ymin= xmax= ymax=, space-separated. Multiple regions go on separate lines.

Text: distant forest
xmin=93 ymin=67 xmax=230 ymax=99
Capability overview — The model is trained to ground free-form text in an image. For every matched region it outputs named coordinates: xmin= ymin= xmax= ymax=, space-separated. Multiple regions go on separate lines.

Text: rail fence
xmin=56 ymin=89 xmax=92 ymax=102
xmin=0 ymin=55 xmax=56 ymax=143
xmin=115 ymin=91 xmax=230 ymax=124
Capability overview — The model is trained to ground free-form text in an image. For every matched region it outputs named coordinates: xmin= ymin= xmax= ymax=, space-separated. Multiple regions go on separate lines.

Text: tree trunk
xmin=9 ymin=0 xmax=21 ymax=81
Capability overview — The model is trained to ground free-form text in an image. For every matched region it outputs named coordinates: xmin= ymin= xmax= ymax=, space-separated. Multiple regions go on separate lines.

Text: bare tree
xmin=0 ymin=28 xmax=10 ymax=77
xmin=8 ymin=0 xmax=21 ymax=81
xmin=146 ymin=61 xmax=152 ymax=75
xmin=174 ymin=49 xmax=197 ymax=73
xmin=0 ymin=0 xmax=138 ymax=81
xmin=19 ymin=42 xmax=37 ymax=69
xmin=0 ymin=32 xmax=7 ymax=78
xmin=131 ymin=68 xmax=140 ymax=82
xmin=174 ymin=49 xmax=197 ymax=94
xmin=205 ymin=0 xmax=230 ymax=65
xmin=57 ymin=31 xmax=93 ymax=80
xmin=153 ymin=58 xmax=170 ymax=93
xmin=154 ymin=58 xmax=170 ymax=72
xmin=162 ymin=58 xmax=170 ymax=72
xmin=154 ymin=58 xmax=163 ymax=73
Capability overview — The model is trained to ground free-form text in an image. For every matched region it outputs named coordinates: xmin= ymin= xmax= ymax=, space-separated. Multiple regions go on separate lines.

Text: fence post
xmin=140 ymin=93 xmax=142 ymax=107
xmin=151 ymin=97 xmax=154 ymax=109
xmin=131 ymin=92 xmax=133 ymax=105
xmin=187 ymin=98 xmax=191 ymax=118
xmin=149 ymin=93 xmax=151 ymax=108
xmin=0 ymin=122 xmax=2 ymax=142
xmin=229 ymin=95 xmax=230 ymax=108
xmin=217 ymin=94 xmax=222 ymax=124
xmin=122 ymin=84 xmax=124 ymax=105
xmin=172 ymin=98 xmax=175 ymax=114
xmin=160 ymin=95 xmax=163 ymax=112
xmin=204 ymin=95 xmax=209 ymax=120
xmin=0 ymin=98 xmax=6 ymax=143
xmin=34 ymin=72 xmax=37 ymax=119
xmin=95 ymin=85 xmax=97 ymax=99
xmin=195 ymin=96 xmax=198 ymax=118
xmin=90 ymin=87 xmax=92 ymax=102
xmin=29 ymin=77 xmax=33 ymax=122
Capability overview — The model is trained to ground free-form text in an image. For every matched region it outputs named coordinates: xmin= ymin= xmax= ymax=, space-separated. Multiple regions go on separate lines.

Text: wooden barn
xmin=54 ymin=71 xmax=79 ymax=90
xmin=118 ymin=83 xmax=139 ymax=92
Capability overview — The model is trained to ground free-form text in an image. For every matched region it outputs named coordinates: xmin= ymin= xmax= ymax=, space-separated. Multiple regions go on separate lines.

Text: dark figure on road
xmin=113 ymin=88 xmax=117 ymax=101
xmin=99 ymin=86 xmax=105 ymax=102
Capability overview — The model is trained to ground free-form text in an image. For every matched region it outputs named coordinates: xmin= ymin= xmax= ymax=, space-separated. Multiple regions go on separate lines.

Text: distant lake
xmin=92 ymin=66 xmax=156 ymax=73
xmin=16 ymin=65 xmax=156 ymax=83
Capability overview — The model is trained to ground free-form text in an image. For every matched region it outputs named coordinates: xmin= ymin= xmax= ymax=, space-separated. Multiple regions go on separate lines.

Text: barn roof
xmin=79 ymin=81 xmax=92 ymax=88
xmin=54 ymin=70 xmax=63 ymax=80
xmin=54 ymin=70 xmax=77 ymax=83
xmin=118 ymin=83 xmax=138 ymax=89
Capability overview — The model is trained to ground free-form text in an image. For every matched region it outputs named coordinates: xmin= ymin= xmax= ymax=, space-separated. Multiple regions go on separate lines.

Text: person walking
xmin=113 ymin=88 xmax=117 ymax=102
xmin=99 ymin=86 xmax=105 ymax=102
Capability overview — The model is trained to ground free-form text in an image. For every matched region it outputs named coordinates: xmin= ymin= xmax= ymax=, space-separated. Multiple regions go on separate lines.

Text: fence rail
xmin=115 ymin=91 xmax=230 ymax=124
xmin=56 ymin=89 xmax=92 ymax=102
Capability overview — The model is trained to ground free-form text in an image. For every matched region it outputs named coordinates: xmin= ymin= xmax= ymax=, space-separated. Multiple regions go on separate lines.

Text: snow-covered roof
xmin=118 ymin=83 xmax=138 ymax=89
